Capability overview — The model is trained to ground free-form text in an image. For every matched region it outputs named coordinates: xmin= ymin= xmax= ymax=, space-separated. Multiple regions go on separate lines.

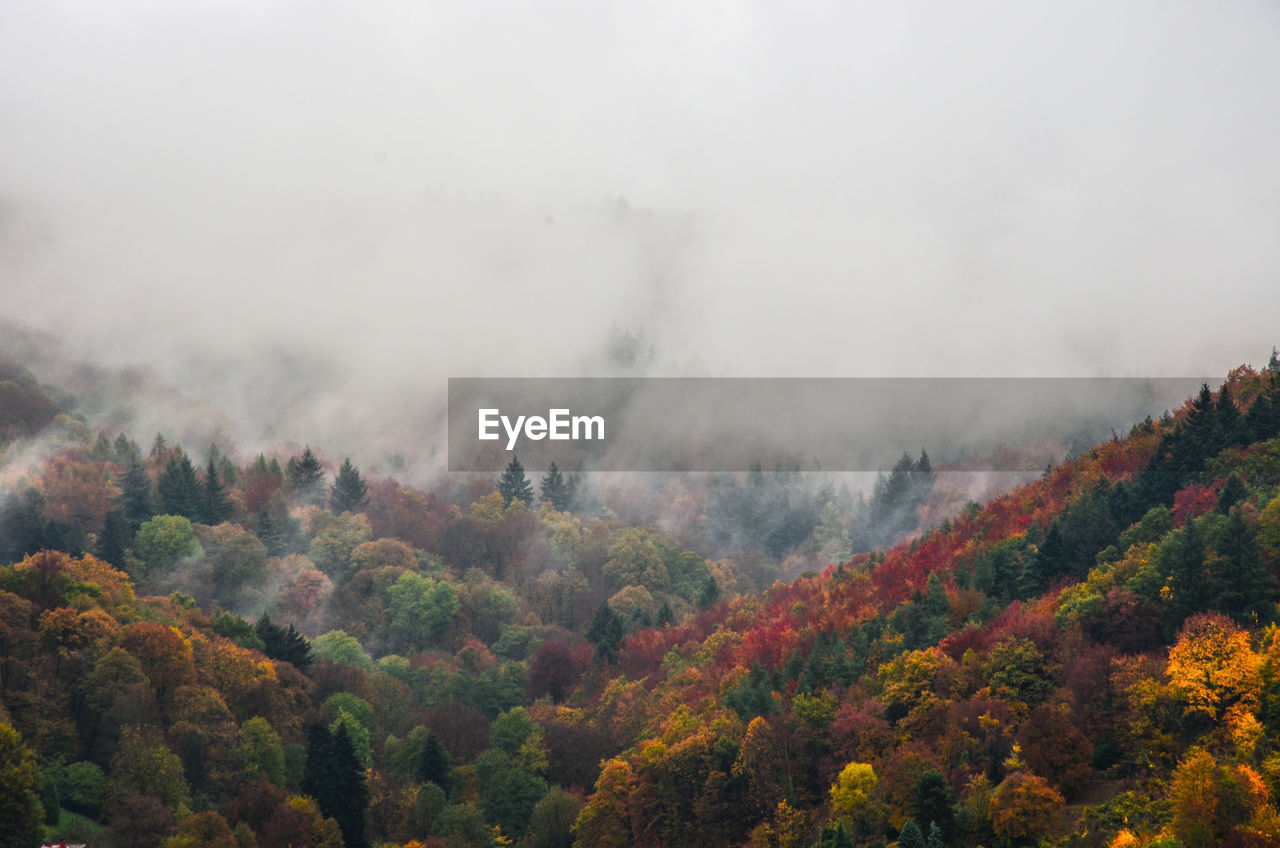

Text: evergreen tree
xmin=813 ymin=823 xmax=855 ymax=848
xmin=1212 ymin=508 xmax=1275 ymax=625
xmin=417 ymin=731 xmax=453 ymax=794
xmin=697 ymin=574 xmax=721 ymax=609
xmin=201 ymin=456 xmax=232 ymax=525
xmin=497 ymin=455 xmax=535 ymax=507
xmin=330 ymin=458 xmax=368 ymax=514
xmin=1217 ymin=474 xmax=1247 ymax=513
xmin=898 ymin=820 xmax=926 ymax=848
xmin=587 ymin=602 xmax=625 ymax=664
xmin=1166 ymin=520 xmax=1207 ymax=625
xmin=540 ymin=462 xmax=569 ymax=510
xmin=97 ymin=508 xmax=131 ymax=567
xmin=911 ymin=770 xmax=955 ymax=844
xmin=120 ymin=458 xmax=154 ymax=533
xmin=926 ymin=820 xmax=944 ymax=848
xmin=157 ymin=452 xmax=202 ymax=520
xmin=256 ymin=615 xmax=313 ymax=670
xmin=287 ymin=447 xmax=326 ymax=506
xmin=1269 ymin=346 xmax=1280 ymax=373
xmin=302 ymin=723 xmax=369 ymax=848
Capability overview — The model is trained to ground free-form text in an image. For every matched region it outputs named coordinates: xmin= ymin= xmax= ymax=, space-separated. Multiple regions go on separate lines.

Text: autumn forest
xmin=5 ymin=356 xmax=1280 ymax=848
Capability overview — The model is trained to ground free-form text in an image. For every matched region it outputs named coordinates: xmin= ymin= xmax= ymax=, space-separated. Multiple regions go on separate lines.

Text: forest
xmin=4 ymin=354 xmax=1280 ymax=848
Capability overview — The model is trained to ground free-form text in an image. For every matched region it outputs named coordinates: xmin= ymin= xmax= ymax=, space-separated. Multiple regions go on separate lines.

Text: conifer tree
xmin=201 ymin=456 xmax=232 ymax=525
xmin=417 ymin=731 xmax=453 ymax=794
xmin=287 ymin=447 xmax=326 ymax=506
xmin=120 ymin=458 xmax=155 ymax=533
xmin=302 ymin=723 xmax=369 ymax=848
xmin=540 ymin=462 xmax=569 ymax=510
xmin=587 ymin=602 xmax=625 ymax=664
xmin=497 ymin=455 xmax=535 ymax=506
xmin=330 ymin=458 xmax=368 ymax=514
xmin=157 ymin=452 xmax=202 ymax=520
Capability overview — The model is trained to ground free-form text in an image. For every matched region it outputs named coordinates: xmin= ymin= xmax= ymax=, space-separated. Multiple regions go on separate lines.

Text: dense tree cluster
xmin=3 ymin=361 xmax=1280 ymax=847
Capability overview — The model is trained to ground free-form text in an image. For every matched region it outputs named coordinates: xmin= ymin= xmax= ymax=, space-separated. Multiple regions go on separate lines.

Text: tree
xmin=302 ymin=723 xmax=369 ymax=848
xmin=202 ymin=455 xmax=233 ymax=525
xmin=828 ymin=761 xmax=879 ymax=836
xmin=418 ymin=730 xmax=453 ymax=794
xmin=241 ymin=717 xmax=287 ymax=787
xmin=256 ymin=615 xmax=313 ymax=670
xmin=330 ymin=458 xmax=368 ymax=514
xmin=157 ymin=452 xmax=202 ymax=520
xmin=1167 ymin=612 xmax=1262 ymax=723
xmin=387 ymin=572 xmax=458 ymax=649
xmin=898 ymin=819 xmax=926 ymax=848
xmin=120 ymin=458 xmax=155 ymax=533
xmin=587 ymin=602 xmax=625 ymax=665
xmin=287 ymin=447 xmax=326 ymax=506
xmin=541 ymin=463 xmax=570 ymax=511
xmin=132 ymin=514 xmax=201 ymax=580
xmin=0 ymin=723 xmax=44 ymax=848
xmin=911 ymin=769 xmax=956 ymax=844
xmin=498 ymin=455 xmax=535 ymax=507
xmin=989 ymin=772 xmax=1064 ymax=845
xmin=525 ymin=787 xmax=581 ymax=848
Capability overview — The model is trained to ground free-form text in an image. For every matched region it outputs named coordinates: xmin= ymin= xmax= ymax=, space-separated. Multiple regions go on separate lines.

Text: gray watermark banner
xmin=447 ymin=377 xmax=1210 ymax=472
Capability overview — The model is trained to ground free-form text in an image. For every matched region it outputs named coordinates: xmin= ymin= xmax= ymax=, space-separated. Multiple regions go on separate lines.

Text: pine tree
xmin=330 ymin=458 xmax=368 ymax=514
xmin=497 ymin=455 xmax=535 ymax=507
xmin=157 ymin=452 xmax=202 ymax=520
xmin=898 ymin=819 xmax=926 ymax=848
xmin=97 ymin=508 xmax=131 ymax=567
xmin=1269 ymin=346 xmax=1280 ymax=373
xmin=256 ymin=615 xmax=313 ymax=670
xmin=119 ymin=458 xmax=155 ymax=533
xmin=1212 ymin=508 xmax=1276 ymax=625
xmin=201 ymin=456 xmax=232 ymax=525
xmin=540 ymin=462 xmax=569 ymax=510
xmin=1167 ymin=520 xmax=1208 ymax=624
xmin=417 ymin=731 xmax=453 ymax=794
xmin=302 ymin=723 xmax=369 ymax=848
xmin=287 ymin=447 xmax=326 ymax=506
xmin=587 ymin=602 xmax=625 ymax=664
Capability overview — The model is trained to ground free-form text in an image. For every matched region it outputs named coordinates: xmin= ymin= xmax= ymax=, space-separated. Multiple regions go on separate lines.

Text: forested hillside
xmin=3 ymin=358 xmax=1280 ymax=848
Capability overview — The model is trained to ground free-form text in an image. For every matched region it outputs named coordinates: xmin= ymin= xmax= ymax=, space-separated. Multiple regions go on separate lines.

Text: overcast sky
xmin=2 ymin=0 xmax=1278 ymax=465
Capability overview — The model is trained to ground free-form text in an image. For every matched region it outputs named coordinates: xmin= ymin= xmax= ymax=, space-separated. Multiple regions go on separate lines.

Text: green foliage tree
xmin=132 ymin=514 xmax=200 ymax=579
xmin=312 ymin=629 xmax=373 ymax=670
xmin=540 ymin=463 xmax=569 ymax=511
xmin=201 ymin=455 xmax=233 ymax=525
xmin=256 ymin=615 xmax=313 ymax=669
xmin=198 ymin=522 xmax=268 ymax=605
xmin=498 ymin=455 xmax=535 ymax=507
xmin=525 ymin=787 xmax=582 ymax=848
xmin=240 ymin=717 xmax=287 ymax=787
xmin=911 ymin=769 xmax=956 ymax=844
xmin=308 ymin=512 xmax=373 ymax=584
xmin=898 ymin=819 xmax=926 ymax=848
xmin=418 ymin=730 xmax=453 ymax=794
xmin=158 ymin=451 xmax=203 ymax=520
xmin=387 ymin=572 xmax=458 ymax=649
xmin=587 ymin=601 xmax=625 ymax=664
xmin=287 ymin=447 xmax=326 ymax=506
xmin=120 ymin=457 xmax=155 ymax=533
xmin=0 ymin=723 xmax=44 ymax=848
xmin=329 ymin=458 xmax=368 ymax=514
xmin=302 ymin=723 xmax=369 ymax=848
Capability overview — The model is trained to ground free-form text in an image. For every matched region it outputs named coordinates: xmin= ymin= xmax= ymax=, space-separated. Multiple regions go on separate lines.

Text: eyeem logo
xmin=478 ymin=408 xmax=605 ymax=450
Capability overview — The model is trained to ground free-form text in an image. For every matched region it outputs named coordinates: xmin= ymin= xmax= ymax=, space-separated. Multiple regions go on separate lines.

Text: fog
xmin=2 ymin=0 xmax=1278 ymax=474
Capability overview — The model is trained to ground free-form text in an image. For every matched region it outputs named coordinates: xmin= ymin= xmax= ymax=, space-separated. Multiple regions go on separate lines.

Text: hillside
xmin=1 ymin=362 xmax=1280 ymax=848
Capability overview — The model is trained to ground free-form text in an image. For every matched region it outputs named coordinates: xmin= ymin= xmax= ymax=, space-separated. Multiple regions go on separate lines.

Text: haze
xmin=2 ymin=0 xmax=1278 ymax=472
